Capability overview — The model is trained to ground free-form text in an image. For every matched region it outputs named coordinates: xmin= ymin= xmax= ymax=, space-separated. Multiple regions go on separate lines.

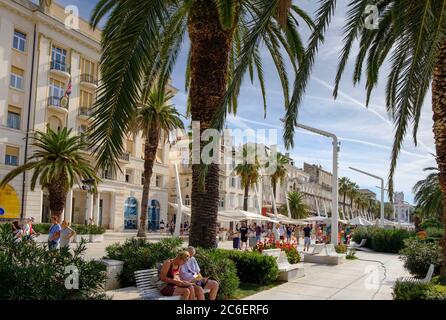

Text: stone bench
xmin=262 ymin=249 xmax=305 ymax=282
xmin=303 ymin=244 xmax=345 ymax=265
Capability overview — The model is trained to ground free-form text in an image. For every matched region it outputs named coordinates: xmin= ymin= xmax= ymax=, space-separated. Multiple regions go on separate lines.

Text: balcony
xmin=48 ymin=96 xmax=68 ymax=113
xmin=78 ymin=107 xmax=95 ymax=120
xmin=80 ymin=74 xmax=98 ymax=89
xmin=119 ymin=152 xmax=130 ymax=162
xmin=50 ymin=61 xmax=71 ymax=78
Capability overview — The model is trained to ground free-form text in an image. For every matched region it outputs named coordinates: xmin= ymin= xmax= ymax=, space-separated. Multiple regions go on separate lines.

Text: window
xmin=186 ymin=179 xmax=190 ymax=188
xmin=51 ymin=46 xmax=67 ymax=71
xmin=7 ymin=106 xmax=21 ymax=130
xmin=184 ymin=195 xmax=190 ymax=206
xmin=49 ymin=79 xmax=65 ymax=98
xmin=141 ymin=175 xmax=145 ymax=185
xmin=231 ymin=177 xmax=236 ymax=188
xmin=5 ymin=146 xmax=19 ymax=166
xmin=80 ymin=90 xmax=94 ymax=108
xmin=13 ymin=30 xmax=26 ymax=52
xmin=220 ymin=197 xmax=225 ymax=208
xmin=125 ymin=170 xmax=132 ymax=183
xmin=80 ymin=57 xmax=96 ymax=76
xmin=10 ymin=67 xmax=24 ymax=90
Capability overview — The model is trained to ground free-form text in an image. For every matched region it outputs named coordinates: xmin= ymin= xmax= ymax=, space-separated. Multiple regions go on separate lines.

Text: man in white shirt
xmin=180 ymin=246 xmax=219 ymax=300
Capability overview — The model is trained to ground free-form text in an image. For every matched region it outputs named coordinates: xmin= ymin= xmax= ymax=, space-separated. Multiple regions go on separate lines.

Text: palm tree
xmin=234 ymin=145 xmax=260 ymax=211
xmin=89 ymin=1 xmax=313 ymax=248
xmin=338 ymin=177 xmax=351 ymax=218
xmin=283 ymin=0 xmax=446 ymax=275
xmin=0 ymin=128 xmax=99 ymax=221
xmin=130 ymin=85 xmax=184 ymax=237
xmin=287 ymin=191 xmax=309 ymax=219
xmin=413 ymin=167 xmax=443 ymax=220
xmin=269 ymin=152 xmax=289 ymax=214
xmin=348 ymin=182 xmax=359 ymax=218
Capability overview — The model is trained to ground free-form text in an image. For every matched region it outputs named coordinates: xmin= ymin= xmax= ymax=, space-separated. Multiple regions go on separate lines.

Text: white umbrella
xmin=304 ymin=216 xmax=327 ymax=222
xmin=349 ymin=216 xmax=373 ymax=226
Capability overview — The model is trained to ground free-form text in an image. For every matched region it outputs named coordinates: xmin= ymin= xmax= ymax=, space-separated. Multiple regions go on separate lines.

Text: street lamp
xmin=82 ymin=178 xmax=95 ymax=225
xmin=349 ymin=167 xmax=385 ymax=227
xmin=292 ymin=123 xmax=340 ymax=245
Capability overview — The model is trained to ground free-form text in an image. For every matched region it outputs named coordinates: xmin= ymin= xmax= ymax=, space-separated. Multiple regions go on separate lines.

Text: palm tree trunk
xmin=432 ymin=42 xmax=446 ymax=277
xmin=188 ymin=1 xmax=234 ymax=248
xmin=138 ymin=125 xmax=160 ymax=238
xmin=343 ymin=193 xmax=346 ymax=218
xmin=243 ymin=177 xmax=250 ymax=211
xmin=48 ymin=180 xmax=67 ymax=222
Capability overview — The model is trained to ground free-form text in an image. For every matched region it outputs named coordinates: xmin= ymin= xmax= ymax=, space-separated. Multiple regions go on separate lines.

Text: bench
xmin=134 ymin=268 xmax=210 ymax=300
xmin=262 ymin=249 xmax=305 ymax=281
xmin=303 ymin=244 xmax=345 ymax=265
xmin=397 ymin=264 xmax=435 ymax=285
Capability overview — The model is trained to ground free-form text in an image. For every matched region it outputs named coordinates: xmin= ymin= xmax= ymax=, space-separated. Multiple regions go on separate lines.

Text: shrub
xmin=32 ymin=223 xmax=51 ymax=234
xmin=104 ymin=237 xmax=182 ymax=287
xmin=335 ymin=244 xmax=347 ymax=254
xmin=352 ymin=227 xmax=414 ymax=253
xmin=253 ymin=240 xmax=301 ymax=265
xmin=217 ymin=249 xmax=279 ymax=284
xmin=282 ymin=246 xmax=301 ymax=264
xmin=86 ymin=225 xmax=106 ymax=235
xmin=420 ymin=218 xmax=442 ymax=230
xmin=0 ymin=224 xmax=107 ymax=300
xmin=425 ymin=227 xmax=444 ymax=239
xmin=399 ymin=238 xmax=442 ymax=276
xmin=393 ymin=277 xmax=446 ymax=300
xmin=195 ymin=249 xmax=240 ymax=300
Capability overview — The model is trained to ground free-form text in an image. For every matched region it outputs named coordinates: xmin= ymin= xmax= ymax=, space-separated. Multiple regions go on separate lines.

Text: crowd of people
xmin=224 ymin=220 xmax=354 ymax=251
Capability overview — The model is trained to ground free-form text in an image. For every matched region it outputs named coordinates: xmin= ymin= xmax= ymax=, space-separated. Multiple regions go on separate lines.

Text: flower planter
xmin=89 ymin=234 xmax=104 ymax=243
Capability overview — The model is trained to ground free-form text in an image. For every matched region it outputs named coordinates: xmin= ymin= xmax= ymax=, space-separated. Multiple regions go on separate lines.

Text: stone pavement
xmin=243 ymin=250 xmax=410 ymax=300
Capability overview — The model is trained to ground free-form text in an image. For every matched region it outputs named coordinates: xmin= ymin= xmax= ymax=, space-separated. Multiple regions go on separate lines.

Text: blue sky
xmin=56 ymin=0 xmax=437 ymax=204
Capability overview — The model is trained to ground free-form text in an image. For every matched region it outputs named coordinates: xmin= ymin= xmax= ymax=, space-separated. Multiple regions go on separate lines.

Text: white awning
xmin=348 ymin=216 xmax=373 ymax=226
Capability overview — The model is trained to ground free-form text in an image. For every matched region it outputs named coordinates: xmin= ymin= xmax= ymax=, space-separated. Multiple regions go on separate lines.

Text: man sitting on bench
xmin=180 ymin=246 xmax=219 ymax=300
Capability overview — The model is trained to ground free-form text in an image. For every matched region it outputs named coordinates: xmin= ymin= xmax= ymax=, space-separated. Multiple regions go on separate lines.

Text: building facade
xmin=394 ymin=192 xmax=414 ymax=223
xmin=0 ymin=0 xmax=171 ymax=231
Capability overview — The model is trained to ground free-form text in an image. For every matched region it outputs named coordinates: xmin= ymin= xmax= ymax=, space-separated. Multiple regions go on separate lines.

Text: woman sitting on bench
xmin=159 ymin=251 xmax=196 ymax=300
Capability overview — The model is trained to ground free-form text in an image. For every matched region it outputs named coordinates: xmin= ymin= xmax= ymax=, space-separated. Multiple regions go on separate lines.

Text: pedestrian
xmin=48 ymin=216 xmax=61 ymax=250
xmin=60 ymin=221 xmax=77 ymax=248
xmin=303 ymin=224 xmax=312 ymax=252
xmin=279 ymin=224 xmax=285 ymax=241
xmin=255 ymin=223 xmax=262 ymax=243
xmin=238 ymin=221 xmax=248 ymax=250
xmin=12 ymin=220 xmax=23 ymax=244
xmin=169 ymin=223 xmax=175 ymax=235
xmin=286 ymin=224 xmax=292 ymax=242
xmin=160 ymin=219 xmax=165 ymax=232
xmin=273 ymin=224 xmax=280 ymax=241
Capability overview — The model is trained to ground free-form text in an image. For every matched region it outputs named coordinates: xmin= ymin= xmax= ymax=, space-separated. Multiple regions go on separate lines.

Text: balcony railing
xmin=79 ymin=107 xmax=94 ymax=117
xmin=48 ymin=96 xmax=68 ymax=110
xmin=119 ymin=152 xmax=130 ymax=162
xmin=80 ymin=74 xmax=98 ymax=86
xmin=50 ymin=61 xmax=70 ymax=73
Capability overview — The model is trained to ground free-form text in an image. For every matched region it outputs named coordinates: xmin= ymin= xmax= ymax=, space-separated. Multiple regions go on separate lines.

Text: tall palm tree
xmin=234 ymin=145 xmax=260 ymax=211
xmin=270 ymin=153 xmax=290 ymax=198
xmin=0 ymin=128 xmax=99 ymax=221
xmin=283 ymin=0 xmax=446 ymax=275
xmin=338 ymin=177 xmax=351 ymax=218
xmin=348 ymin=182 xmax=359 ymax=218
xmin=131 ymin=85 xmax=184 ymax=237
xmin=89 ymin=0 xmax=313 ymax=248
xmin=413 ymin=167 xmax=443 ymax=220
xmin=287 ymin=191 xmax=309 ymax=219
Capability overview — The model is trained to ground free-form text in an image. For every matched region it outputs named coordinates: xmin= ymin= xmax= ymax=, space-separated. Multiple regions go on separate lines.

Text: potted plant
xmin=88 ymin=225 xmax=106 ymax=242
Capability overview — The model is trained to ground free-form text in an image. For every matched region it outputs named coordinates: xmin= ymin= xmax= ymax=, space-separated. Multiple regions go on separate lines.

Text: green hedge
xmin=0 ymin=224 xmax=106 ymax=300
xmin=393 ymin=277 xmax=446 ymax=300
xmin=420 ymin=218 xmax=442 ymax=230
xmin=195 ymin=249 xmax=240 ymax=300
xmin=352 ymin=227 xmax=414 ymax=253
xmin=216 ymin=249 xmax=279 ymax=284
xmin=399 ymin=238 xmax=442 ymax=276
xmin=104 ymin=237 xmax=182 ymax=287
xmin=32 ymin=223 xmax=105 ymax=235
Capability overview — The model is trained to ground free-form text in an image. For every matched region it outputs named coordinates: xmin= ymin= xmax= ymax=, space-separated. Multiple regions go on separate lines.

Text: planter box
xmin=101 ymin=259 xmax=124 ymax=291
xmin=74 ymin=234 xmax=90 ymax=243
xmin=89 ymin=234 xmax=104 ymax=243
